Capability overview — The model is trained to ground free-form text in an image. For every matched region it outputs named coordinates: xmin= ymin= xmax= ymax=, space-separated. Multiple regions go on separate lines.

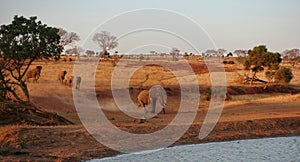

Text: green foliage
xmin=0 ymin=16 xmax=63 ymax=61
xmin=243 ymin=45 xmax=282 ymax=87
xmin=274 ymin=67 xmax=293 ymax=84
xmin=0 ymin=15 xmax=63 ymax=101
xmin=244 ymin=45 xmax=282 ymax=72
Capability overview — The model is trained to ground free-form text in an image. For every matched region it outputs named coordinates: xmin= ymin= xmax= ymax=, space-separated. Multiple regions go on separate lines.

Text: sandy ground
xmin=0 ymin=57 xmax=300 ymax=161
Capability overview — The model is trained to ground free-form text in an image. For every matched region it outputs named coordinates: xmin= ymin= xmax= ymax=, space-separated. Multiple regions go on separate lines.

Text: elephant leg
xmin=151 ymin=97 xmax=157 ymax=113
xmin=140 ymin=106 xmax=147 ymax=123
xmin=161 ymin=99 xmax=166 ymax=114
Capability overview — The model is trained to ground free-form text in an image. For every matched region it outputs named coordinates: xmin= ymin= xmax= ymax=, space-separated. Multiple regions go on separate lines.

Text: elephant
xmin=137 ymin=85 xmax=167 ymax=123
xmin=75 ymin=76 xmax=81 ymax=90
xmin=64 ymin=75 xmax=74 ymax=87
xmin=137 ymin=90 xmax=151 ymax=109
xmin=57 ymin=70 xmax=67 ymax=84
xmin=25 ymin=66 xmax=42 ymax=83
xmin=148 ymin=85 xmax=167 ymax=114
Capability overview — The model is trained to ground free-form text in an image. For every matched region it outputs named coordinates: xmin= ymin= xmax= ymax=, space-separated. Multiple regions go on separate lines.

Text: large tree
xmin=92 ymin=31 xmax=118 ymax=57
xmin=58 ymin=28 xmax=80 ymax=57
xmin=244 ymin=45 xmax=282 ymax=86
xmin=0 ymin=15 xmax=63 ymax=101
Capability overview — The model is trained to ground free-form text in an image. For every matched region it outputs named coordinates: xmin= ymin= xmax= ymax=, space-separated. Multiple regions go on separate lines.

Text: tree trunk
xmin=263 ymin=81 xmax=271 ymax=90
xmin=20 ymin=81 xmax=30 ymax=102
xmin=250 ymin=71 xmax=257 ymax=86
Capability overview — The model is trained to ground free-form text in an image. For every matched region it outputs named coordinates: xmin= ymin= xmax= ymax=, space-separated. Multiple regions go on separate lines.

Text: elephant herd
xmin=25 ymin=66 xmax=167 ymax=123
xmin=25 ymin=66 xmax=81 ymax=90
xmin=57 ymin=70 xmax=81 ymax=90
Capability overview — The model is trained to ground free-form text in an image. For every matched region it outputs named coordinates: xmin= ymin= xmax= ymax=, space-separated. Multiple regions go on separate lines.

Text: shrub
xmin=275 ymin=67 xmax=293 ymax=84
xmin=228 ymin=61 xmax=235 ymax=64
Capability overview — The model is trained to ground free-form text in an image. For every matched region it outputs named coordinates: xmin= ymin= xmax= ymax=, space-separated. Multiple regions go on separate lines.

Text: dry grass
xmin=1 ymin=56 xmax=299 ymax=160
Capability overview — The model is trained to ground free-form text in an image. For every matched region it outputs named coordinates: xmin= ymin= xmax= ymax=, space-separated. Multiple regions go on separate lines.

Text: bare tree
xmin=58 ymin=28 xmax=80 ymax=47
xmin=282 ymin=49 xmax=300 ymax=66
xmin=92 ymin=31 xmax=118 ymax=57
xmin=217 ymin=48 xmax=227 ymax=57
xmin=202 ymin=49 xmax=218 ymax=57
xmin=170 ymin=48 xmax=180 ymax=55
xmin=169 ymin=48 xmax=180 ymax=61
xmin=234 ymin=49 xmax=248 ymax=57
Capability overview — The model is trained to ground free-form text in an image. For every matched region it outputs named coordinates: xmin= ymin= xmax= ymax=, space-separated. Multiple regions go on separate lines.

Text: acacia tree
xmin=85 ymin=50 xmax=95 ymax=57
xmin=0 ymin=15 xmax=63 ymax=101
xmin=92 ymin=31 xmax=118 ymax=57
xmin=244 ymin=45 xmax=282 ymax=86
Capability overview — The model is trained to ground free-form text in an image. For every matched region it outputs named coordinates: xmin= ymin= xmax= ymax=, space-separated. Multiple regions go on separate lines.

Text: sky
xmin=0 ymin=0 xmax=299 ymax=54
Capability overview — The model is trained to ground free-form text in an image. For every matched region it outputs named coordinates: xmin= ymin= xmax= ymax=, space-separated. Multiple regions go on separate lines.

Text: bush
xmin=228 ymin=61 xmax=235 ymax=64
xmin=223 ymin=60 xmax=235 ymax=64
xmin=275 ymin=67 xmax=293 ymax=84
